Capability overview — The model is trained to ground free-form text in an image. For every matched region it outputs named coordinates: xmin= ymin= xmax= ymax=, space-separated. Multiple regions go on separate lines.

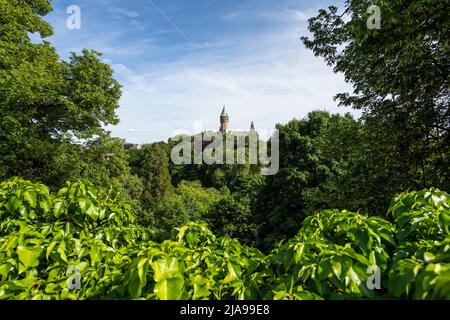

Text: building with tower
xmin=220 ymin=106 xmax=229 ymax=133
xmin=218 ymin=105 xmax=254 ymax=134
xmin=196 ymin=105 xmax=257 ymax=150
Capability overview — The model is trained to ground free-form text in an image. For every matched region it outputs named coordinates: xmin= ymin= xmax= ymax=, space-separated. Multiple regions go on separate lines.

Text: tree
xmin=301 ymin=0 xmax=449 ymax=191
xmin=151 ymin=180 xmax=226 ymax=240
xmin=255 ymin=111 xmax=362 ymax=248
xmin=208 ymin=195 xmax=258 ymax=246
xmin=0 ymin=0 xmax=122 ymax=185
xmin=139 ymin=144 xmax=173 ymax=219
xmin=113 ymin=173 xmax=145 ymax=217
xmin=81 ymin=135 xmax=130 ymax=187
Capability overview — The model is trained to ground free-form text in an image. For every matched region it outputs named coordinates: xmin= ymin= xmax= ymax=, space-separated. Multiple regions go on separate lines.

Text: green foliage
xmin=267 ymin=187 xmax=450 ymax=300
xmin=133 ymin=140 xmax=263 ymax=245
xmin=0 ymin=0 xmax=124 ymax=187
xmin=151 ymin=181 xmax=226 ymax=240
xmin=208 ymin=195 xmax=257 ymax=246
xmin=268 ymin=209 xmax=396 ymax=299
xmin=139 ymin=144 xmax=173 ymax=217
xmin=387 ymin=188 xmax=450 ymax=299
xmin=112 ymin=173 xmax=144 ymax=217
xmin=0 ymin=179 xmax=266 ymax=300
xmin=1 ymin=179 xmax=448 ymax=300
xmin=48 ymin=135 xmax=131 ymax=189
xmin=301 ymin=0 xmax=449 ymax=193
xmin=256 ymin=111 xmax=364 ymax=247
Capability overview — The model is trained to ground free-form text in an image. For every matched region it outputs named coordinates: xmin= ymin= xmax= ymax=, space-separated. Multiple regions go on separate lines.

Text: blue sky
xmin=41 ymin=0 xmax=354 ymax=143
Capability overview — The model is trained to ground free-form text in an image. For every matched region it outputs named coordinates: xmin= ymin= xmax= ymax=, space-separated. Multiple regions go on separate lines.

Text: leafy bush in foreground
xmin=0 ymin=178 xmax=449 ymax=299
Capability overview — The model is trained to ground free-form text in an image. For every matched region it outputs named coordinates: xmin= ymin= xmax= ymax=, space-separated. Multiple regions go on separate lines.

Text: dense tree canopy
xmin=138 ymin=144 xmax=173 ymax=221
xmin=301 ymin=0 xmax=449 ymax=191
xmin=0 ymin=0 xmax=123 ymax=185
xmin=256 ymin=111 xmax=363 ymax=247
xmin=151 ymin=181 xmax=226 ymax=240
xmin=1 ymin=179 xmax=449 ymax=300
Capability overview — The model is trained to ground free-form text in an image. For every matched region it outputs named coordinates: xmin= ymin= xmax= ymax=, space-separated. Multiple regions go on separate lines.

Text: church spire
xmin=221 ymin=105 xmax=228 ymax=117
xmin=220 ymin=105 xmax=229 ymax=133
xmin=250 ymin=121 xmax=255 ymax=131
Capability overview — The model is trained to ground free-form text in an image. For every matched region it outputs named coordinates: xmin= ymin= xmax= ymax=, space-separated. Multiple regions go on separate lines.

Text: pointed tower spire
xmin=221 ymin=105 xmax=228 ymax=117
xmin=250 ymin=121 xmax=255 ymax=131
xmin=220 ymin=105 xmax=229 ymax=133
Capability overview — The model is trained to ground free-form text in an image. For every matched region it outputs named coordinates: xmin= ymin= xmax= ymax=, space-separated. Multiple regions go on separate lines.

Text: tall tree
xmin=301 ymin=0 xmax=449 ymax=190
xmin=140 ymin=144 xmax=173 ymax=217
xmin=151 ymin=180 xmax=226 ymax=240
xmin=0 ymin=0 xmax=122 ymax=184
xmin=255 ymin=111 xmax=363 ymax=248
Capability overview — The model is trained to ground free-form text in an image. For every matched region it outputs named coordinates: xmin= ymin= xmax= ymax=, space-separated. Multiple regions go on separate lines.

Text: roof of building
xmin=220 ymin=105 xmax=229 ymax=117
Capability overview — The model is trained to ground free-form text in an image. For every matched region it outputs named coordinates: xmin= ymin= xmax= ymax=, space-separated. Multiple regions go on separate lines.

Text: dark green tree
xmin=208 ymin=195 xmax=258 ymax=246
xmin=49 ymin=135 xmax=130 ymax=188
xmin=255 ymin=111 xmax=362 ymax=248
xmin=301 ymin=0 xmax=449 ymax=191
xmin=0 ymin=0 xmax=123 ymax=186
xmin=151 ymin=180 xmax=226 ymax=240
xmin=81 ymin=135 xmax=130 ymax=187
xmin=139 ymin=144 xmax=173 ymax=219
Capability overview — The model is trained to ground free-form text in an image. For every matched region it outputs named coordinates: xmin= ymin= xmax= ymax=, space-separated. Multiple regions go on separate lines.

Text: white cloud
xmin=111 ymin=8 xmax=139 ymax=18
xmin=222 ymin=10 xmax=245 ymax=21
xmin=222 ymin=8 xmax=315 ymax=23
